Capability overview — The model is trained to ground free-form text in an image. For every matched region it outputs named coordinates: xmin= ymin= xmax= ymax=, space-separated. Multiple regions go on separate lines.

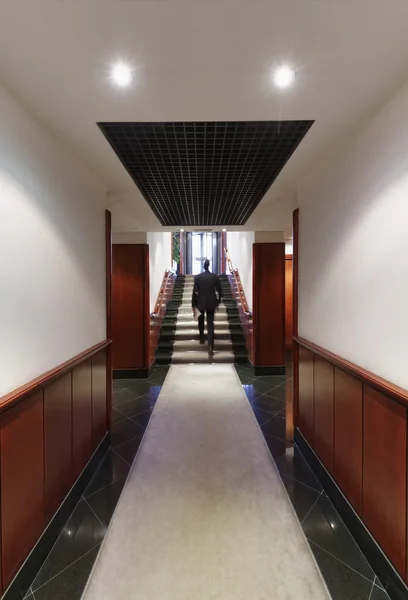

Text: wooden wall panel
xmin=285 ymin=255 xmax=293 ymax=350
xmin=44 ymin=373 xmax=73 ymax=521
xmin=363 ymin=386 xmax=407 ymax=577
xmin=92 ymin=349 xmax=107 ymax=450
xmin=252 ymin=243 xmax=285 ymax=367
xmin=298 ymin=346 xmax=314 ymax=446
xmin=105 ymin=209 xmax=113 ymax=430
xmin=314 ymin=356 xmax=334 ymax=474
xmin=1 ymin=392 xmax=45 ymax=588
xmin=334 ymin=368 xmax=363 ymax=515
xmin=72 ymin=359 xmax=92 ymax=480
xmin=112 ymin=244 xmax=149 ymax=370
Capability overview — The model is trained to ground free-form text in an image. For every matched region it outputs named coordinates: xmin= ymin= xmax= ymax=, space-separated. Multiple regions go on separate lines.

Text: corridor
xmin=24 ymin=363 xmax=388 ymax=600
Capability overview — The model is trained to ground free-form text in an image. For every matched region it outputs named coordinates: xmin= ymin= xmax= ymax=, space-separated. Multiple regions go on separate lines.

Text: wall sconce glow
xmin=273 ymin=66 xmax=296 ymax=89
xmin=111 ymin=62 xmax=133 ymax=87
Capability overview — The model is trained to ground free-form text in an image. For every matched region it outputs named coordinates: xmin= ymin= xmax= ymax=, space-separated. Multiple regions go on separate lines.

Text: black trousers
xmin=198 ymin=310 xmax=215 ymax=350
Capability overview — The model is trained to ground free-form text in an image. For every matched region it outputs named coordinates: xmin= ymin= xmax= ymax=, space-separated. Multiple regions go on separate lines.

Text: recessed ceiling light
xmin=111 ymin=62 xmax=133 ymax=87
xmin=273 ymin=66 xmax=295 ymax=89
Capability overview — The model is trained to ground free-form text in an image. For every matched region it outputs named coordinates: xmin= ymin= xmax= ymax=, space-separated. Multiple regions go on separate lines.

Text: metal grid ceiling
xmin=98 ymin=121 xmax=314 ymax=226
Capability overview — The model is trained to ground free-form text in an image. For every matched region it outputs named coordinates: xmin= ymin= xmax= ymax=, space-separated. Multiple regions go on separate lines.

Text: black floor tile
xmin=110 ymin=418 xmax=144 ymax=447
xmin=32 ymin=501 xmax=105 ymax=591
xmin=126 ymin=382 xmax=162 ymax=399
xmin=253 ymin=407 xmax=281 ymax=426
xmin=279 ymin=473 xmax=321 ymax=523
xmin=260 ymin=415 xmax=287 ymax=440
xmin=114 ymin=434 xmax=144 ymax=465
xmin=131 ymin=409 xmax=153 ymax=430
xmin=264 ymin=384 xmax=291 ymax=403
xmin=33 ymin=546 xmax=100 ymax=600
xmin=248 ymin=379 xmax=279 ymax=395
xmin=111 ymin=408 xmax=127 ymax=424
xmin=84 ymin=450 xmax=130 ymax=497
xmin=239 ymin=373 xmax=255 ymax=385
xmin=302 ymin=494 xmax=375 ymax=583
xmin=112 ymin=388 xmax=138 ymax=407
xmin=242 ymin=385 xmax=264 ymax=403
xmin=370 ymin=584 xmax=391 ymax=599
xmin=263 ymin=432 xmax=293 ymax=462
xmin=256 ymin=375 xmax=288 ymax=387
xmin=115 ymin=395 xmax=154 ymax=419
xmin=309 ymin=541 xmax=373 ymax=600
xmin=276 ymin=448 xmax=323 ymax=492
xmin=250 ymin=394 xmax=286 ymax=416
xmin=85 ymin=478 xmax=126 ymax=527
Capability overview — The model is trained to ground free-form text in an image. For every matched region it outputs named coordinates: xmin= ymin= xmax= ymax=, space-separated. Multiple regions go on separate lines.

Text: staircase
xmin=156 ymin=275 xmax=248 ymax=364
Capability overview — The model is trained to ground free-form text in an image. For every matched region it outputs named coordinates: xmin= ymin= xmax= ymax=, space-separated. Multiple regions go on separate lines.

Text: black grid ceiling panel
xmin=98 ymin=120 xmax=314 ymax=227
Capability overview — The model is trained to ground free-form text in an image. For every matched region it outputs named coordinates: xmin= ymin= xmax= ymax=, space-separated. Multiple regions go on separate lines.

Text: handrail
xmin=151 ymin=270 xmax=174 ymax=317
xmin=224 ymin=248 xmax=251 ymax=315
xmin=0 ymin=339 xmax=112 ymax=415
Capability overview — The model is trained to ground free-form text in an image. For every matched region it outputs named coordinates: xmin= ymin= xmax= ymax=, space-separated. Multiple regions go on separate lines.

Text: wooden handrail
xmin=0 ymin=339 xmax=112 ymax=415
xmin=295 ymin=336 xmax=408 ymax=408
xmin=224 ymin=248 xmax=251 ymax=315
xmin=151 ymin=270 xmax=174 ymax=317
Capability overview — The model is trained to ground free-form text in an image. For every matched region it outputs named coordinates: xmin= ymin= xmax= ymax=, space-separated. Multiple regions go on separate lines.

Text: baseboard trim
xmin=3 ymin=434 xmax=110 ymax=600
xmin=295 ymin=429 xmax=408 ymax=600
xmin=250 ymin=363 xmax=286 ymax=376
xmin=113 ymin=365 xmax=154 ymax=379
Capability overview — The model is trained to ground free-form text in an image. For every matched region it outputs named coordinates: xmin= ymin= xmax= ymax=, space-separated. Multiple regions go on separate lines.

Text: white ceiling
xmin=1 ymin=1 xmax=408 ymax=237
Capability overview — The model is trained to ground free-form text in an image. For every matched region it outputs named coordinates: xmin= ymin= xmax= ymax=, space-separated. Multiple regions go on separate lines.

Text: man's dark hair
xmin=204 ymin=259 xmax=210 ymax=271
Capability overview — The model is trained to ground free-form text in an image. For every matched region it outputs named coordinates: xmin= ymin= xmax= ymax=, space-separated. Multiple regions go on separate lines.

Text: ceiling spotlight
xmin=222 ymin=229 xmax=227 ymax=232
xmin=273 ymin=66 xmax=296 ymax=89
xmin=180 ymin=229 xmax=184 ymax=232
xmin=111 ymin=62 xmax=133 ymax=87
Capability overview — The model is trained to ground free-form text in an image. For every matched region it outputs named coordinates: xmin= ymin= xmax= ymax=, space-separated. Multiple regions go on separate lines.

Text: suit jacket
xmin=192 ymin=270 xmax=222 ymax=312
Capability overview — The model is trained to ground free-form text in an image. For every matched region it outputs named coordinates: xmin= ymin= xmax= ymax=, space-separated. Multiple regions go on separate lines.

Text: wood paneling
xmin=92 ymin=350 xmax=107 ymax=450
xmin=0 ymin=340 xmax=110 ymax=417
xmin=44 ymin=373 xmax=73 ymax=521
xmin=1 ymin=391 xmax=45 ymax=588
xmin=72 ymin=360 xmax=92 ymax=480
xmin=252 ymin=243 xmax=285 ymax=367
xmin=314 ymin=355 xmax=334 ymax=474
xmin=298 ymin=346 xmax=314 ymax=445
xmin=334 ymin=368 xmax=363 ymax=515
xmin=363 ymin=385 xmax=407 ymax=577
xmin=112 ymin=244 xmax=149 ymax=370
xmin=285 ymin=255 xmax=293 ymax=349
xmin=105 ymin=209 xmax=112 ymax=430
xmin=292 ymin=210 xmax=299 ymax=427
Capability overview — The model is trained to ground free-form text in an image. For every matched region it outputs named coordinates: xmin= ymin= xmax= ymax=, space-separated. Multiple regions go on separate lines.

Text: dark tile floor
xmin=236 ymin=363 xmax=391 ymax=600
xmin=24 ymin=366 xmax=169 ymax=600
xmin=23 ymin=362 xmax=390 ymax=600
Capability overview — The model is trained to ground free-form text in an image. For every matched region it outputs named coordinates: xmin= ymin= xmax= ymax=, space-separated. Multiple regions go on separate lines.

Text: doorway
xmin=184 ymin=232 xmax=220 ymax=274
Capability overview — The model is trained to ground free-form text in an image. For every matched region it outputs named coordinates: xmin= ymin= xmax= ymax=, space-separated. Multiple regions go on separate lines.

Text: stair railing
xmin=224 ymin=248 xmax=251 ymax=316
xmin=151 ymin=270 xmax=175 ymax=319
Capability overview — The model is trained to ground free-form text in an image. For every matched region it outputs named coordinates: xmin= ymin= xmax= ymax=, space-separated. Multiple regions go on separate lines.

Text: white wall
xmin=227 ymin=232 xmax=254 ymax=310
xmin=298 ymin=79 xmax=408 ymax=390
xmin=0 ymin=86 xmax=106 ymax=396
xmin=147 ymin=231 xmax=172 ymax=312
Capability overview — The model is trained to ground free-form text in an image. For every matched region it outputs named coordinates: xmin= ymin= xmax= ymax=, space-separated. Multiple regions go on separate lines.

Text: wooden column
xmin=112 ymin=244 xmax=150 ymax=377
xmin=252 ymin=242 xmax=285 ymax=375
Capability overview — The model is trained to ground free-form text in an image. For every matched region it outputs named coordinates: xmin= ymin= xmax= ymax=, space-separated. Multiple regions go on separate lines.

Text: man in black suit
xmin=192 ymin=259 xmax=222 ymax=357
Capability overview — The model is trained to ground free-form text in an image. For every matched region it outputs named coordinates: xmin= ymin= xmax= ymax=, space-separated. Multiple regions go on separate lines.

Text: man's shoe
xmin=199 ymin=338 xmax=205 ymax=345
